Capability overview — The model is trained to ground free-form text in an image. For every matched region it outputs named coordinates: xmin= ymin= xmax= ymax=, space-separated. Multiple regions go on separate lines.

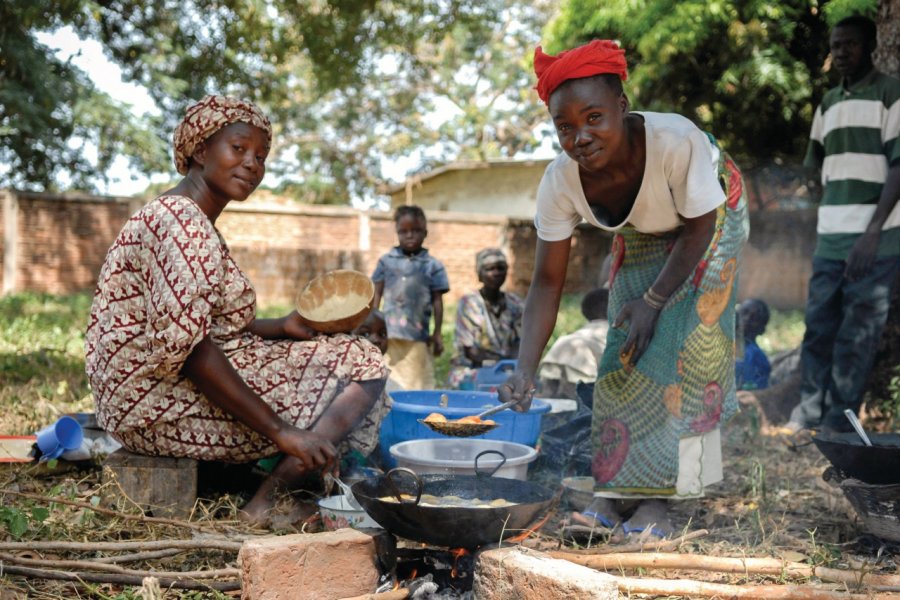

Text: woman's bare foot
xmin=239 ymin=455 xmax=310 ymax=527
xmin=623 ymin=499 xmax=674 ymax=540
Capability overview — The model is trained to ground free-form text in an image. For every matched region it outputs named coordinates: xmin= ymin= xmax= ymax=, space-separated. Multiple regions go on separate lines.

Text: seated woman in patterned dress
xmin=84 ymin=95 xmax=388 ymax=525
xmin=447 ymin=248 xmax=524 ymax=389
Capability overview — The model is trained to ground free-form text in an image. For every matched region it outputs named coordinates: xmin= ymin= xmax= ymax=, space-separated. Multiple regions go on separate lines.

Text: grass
xmin=2 ymin=292 xmax=807 ymax=436
xmin=2 ymin=292 xmax=828 ymax=599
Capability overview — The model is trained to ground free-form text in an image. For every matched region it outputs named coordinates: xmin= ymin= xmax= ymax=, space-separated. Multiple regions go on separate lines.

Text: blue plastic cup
xmin=36 ymin=416 xmax=84 ymax=460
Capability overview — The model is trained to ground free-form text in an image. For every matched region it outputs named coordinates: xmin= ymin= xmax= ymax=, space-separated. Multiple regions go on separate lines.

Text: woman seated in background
xmin=447 ymin=248 xmax=524 ymax=389
xmin=84 ymin=95 xmax=388 ymax=526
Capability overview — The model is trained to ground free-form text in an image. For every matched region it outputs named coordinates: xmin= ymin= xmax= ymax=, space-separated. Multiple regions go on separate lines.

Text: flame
xmin=450 ymin=547 xmax=470 ymax=578
xmin=391 ymin=579 xmax=400 ymax=591
xmin=410 ymin=568 xmax=417 ymax=579
xmin=505 ymin=510 xmax=554 ymax=544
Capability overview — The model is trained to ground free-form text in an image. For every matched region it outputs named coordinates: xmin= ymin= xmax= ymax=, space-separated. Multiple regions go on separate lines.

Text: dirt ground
xmin=0 ymin=402 xmax=897 ymax=599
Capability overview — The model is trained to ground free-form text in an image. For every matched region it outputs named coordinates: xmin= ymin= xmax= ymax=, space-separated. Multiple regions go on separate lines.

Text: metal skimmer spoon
xmin=843 ymin=409 xmax=873 ymax=447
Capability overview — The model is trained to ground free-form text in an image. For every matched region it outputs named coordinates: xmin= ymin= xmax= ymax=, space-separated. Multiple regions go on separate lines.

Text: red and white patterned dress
xmin=85 ymin=195 xmax=388 ymax=462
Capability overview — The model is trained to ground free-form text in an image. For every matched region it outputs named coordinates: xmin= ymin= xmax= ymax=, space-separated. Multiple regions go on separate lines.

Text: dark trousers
xmin=789 ymin=255 xmax=898 ymax=431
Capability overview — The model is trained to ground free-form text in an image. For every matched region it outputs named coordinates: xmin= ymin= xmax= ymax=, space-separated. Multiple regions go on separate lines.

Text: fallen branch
xmin=94 ymin=549 xmax=186 ymax=563
xmin=611 ymin=574 xmax=900 ymax=600
xmin=0 ymin=564 xmax=239 ymax=592
xmin=559 ymin=529 xmax=709 ymax=554
xmin=550 ymin=552 xmax=900 ymax=591
xmin=0 ymin=489 xmax=221 ymax=532
xmin=0 ymin=539 xmax=242 ymax=553
xmin=0 ymin=552 xmax=238 ymax=580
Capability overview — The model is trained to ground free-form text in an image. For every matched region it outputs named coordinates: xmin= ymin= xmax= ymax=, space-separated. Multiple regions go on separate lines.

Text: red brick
xmin=239 ymin=528 xmax=379 ymax=600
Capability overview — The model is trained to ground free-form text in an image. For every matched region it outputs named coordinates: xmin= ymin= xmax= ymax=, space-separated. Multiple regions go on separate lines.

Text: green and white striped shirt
xmin=806 ymin=69 xmax=900 ymax=259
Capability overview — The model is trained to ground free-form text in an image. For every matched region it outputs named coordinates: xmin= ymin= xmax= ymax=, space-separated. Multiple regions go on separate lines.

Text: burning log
xmin=339 ymin=590 xmax=410 ymax=600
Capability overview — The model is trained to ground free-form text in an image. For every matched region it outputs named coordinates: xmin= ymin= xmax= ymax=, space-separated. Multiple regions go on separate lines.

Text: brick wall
xmin=0 ymin=190 xmax=817 ymax=310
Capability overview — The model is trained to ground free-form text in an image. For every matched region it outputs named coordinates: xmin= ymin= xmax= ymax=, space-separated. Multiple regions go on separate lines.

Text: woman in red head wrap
xmin=498 ymin=40 xmax=750 ymax=539
xmin=86 ymin=96 xmax=389 ymax=526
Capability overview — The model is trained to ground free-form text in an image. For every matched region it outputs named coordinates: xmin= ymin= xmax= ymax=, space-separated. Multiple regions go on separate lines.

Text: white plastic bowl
xmin=389 ymin=439 xmax=538 ymax=480
xmin=317 ymin=495 xmax=381 ymax=530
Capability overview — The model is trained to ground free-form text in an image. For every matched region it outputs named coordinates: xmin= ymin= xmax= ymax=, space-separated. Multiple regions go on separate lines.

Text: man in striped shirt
xmin=786 ymin=15 xmax=899 ymax=433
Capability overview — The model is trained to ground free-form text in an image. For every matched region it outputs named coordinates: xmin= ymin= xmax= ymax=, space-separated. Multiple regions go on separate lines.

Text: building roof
xmin=381 ymin=158 xmax=552 ymax=196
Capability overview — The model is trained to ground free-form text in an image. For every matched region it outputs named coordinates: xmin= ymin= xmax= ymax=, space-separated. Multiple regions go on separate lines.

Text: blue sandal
xmin=622 ymin=521 xmax=670 ymax=538
xmin=580 ymin=510 xmax=617 ymax=529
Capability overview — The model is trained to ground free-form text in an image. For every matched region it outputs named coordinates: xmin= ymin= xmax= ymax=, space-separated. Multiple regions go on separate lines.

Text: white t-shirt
xmin=534 ymin=112 xmax=725 ymax=240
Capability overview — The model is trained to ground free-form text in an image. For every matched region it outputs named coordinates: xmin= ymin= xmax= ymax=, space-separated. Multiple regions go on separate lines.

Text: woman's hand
xmin=273 ymin=425 xmax=338 ymax=475
xmin=283 ymin=311 xmax=317 ymax=340
xmin=429 ymin=332 xmax=444 ymax=356
xmin=498 ymin=371 xmax=535 ymax=413
xmin=614 ymin=297 xmax=661 ymax=366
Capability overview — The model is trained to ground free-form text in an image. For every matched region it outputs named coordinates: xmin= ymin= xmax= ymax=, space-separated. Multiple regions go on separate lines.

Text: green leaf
xmin=30 ymin=506 xmax=50 ymax=522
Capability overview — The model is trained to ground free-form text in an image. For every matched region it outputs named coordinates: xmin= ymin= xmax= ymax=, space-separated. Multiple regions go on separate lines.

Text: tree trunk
xmin=865 ymin=1 xmax=900 ymax=415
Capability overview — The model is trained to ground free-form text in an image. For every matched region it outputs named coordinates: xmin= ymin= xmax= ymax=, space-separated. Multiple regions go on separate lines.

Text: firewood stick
xmin=0 ymin=489 xmax=223 ymax=532
xmin=0 ymin=564 xmax=240 ymax=591
xmin=0 ymin=539 xmax=242 ymax=552
xmin=612 ymin=574 xmax=900 ymax=600
xmin=339 ymin=590 xmax=410 ymax=600
xmin=560 ymin=529 xmax=709 ymax=554
xmin=93 ymin=548 xmax=185 ymax=563
xmin=549 ymin=552 xmax=900 ymax=590
xmin=0 ymin=552 xmax=239 ymax=579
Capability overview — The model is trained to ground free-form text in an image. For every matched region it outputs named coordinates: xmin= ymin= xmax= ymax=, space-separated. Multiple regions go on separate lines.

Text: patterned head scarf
xmin=173 ymin=95 xmax=272 ymax=175
xmin=533 ymin=40 xmax=629 ymax=106
xmin=476 ymin=248 xmax=507 ymax=273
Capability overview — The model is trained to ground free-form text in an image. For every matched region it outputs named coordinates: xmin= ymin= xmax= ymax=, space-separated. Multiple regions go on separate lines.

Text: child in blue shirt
xmin=372 ymin=205 xmax=450 ymax=390
xmin=736 ymin=298 xmax=771 ymax=390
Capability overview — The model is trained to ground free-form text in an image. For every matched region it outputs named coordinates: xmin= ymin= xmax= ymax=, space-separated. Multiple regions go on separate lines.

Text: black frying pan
xmin=351 ymin=467 xmax=558 ymax=548
xmin=812 ymin=430 xmax=900 ymax=485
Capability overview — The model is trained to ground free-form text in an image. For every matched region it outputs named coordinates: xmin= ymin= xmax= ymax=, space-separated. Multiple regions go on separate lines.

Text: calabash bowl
xmin=296 ymin=269 xmax=375 ymax=334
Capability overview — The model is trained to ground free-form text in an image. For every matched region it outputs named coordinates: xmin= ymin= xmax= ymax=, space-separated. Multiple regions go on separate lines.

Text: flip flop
xmin=622 ymin=521 xmax=670 ymax=539
xmin=579 ymin=510 xmax=617 ymax=529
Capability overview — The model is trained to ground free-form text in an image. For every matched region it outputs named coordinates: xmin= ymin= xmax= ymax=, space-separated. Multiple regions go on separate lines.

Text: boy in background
xmin=372 ymin=205 xmax=449 ymax=390
xmin=735 ymin=298 xmax=771 ymax=391
xmin=536 ymin=288 xmax=609 ymax=400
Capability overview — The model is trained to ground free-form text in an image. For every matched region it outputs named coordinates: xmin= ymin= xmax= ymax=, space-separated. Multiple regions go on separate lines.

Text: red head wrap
xmin=533 ymin=40 xmax=628 ymax=105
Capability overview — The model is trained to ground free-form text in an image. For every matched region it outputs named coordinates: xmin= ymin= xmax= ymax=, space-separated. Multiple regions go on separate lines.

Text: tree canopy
xmin=1 ymin=0 xmax=551 ymax=203
xmin=542 ymin=0 xmax=877 ymax=165
xmin=1 ymin=0 xmax=883 ymax=199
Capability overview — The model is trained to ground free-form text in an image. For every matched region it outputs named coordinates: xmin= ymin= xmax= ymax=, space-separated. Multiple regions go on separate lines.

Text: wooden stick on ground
xmin=560 ymin=529 xmax=709 ymax=555
xmin=0 ymin=552 xmax=239 ymax=580
xmin=0 ymin=539 xmax=243 ymax=553
xmin=548 ymin=552 xmax=900 ymax=591
xmin=0 ymin=565 xmax=240 ymax=592
xmin=93 ymin=548 xmax=186 ymax=563
xmin=0 ymin=489 xmax=224 ymax=532
xmin=612 ymin=574 xmax=900 ymax=600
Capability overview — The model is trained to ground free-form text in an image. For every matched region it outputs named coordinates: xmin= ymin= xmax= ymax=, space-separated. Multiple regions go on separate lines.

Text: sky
xmin=37 ymin=27 xmax=556 ymax=201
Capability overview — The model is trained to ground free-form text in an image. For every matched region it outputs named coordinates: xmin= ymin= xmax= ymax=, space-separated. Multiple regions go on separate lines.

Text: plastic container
xmin=379 ymin=390 xmax=550 ymax=468
xmin=473 ymin=359 xmax=518 ymax=392
xmin=389 ymin=439 xmax=538 ymax=480
xmin=317 ymin=495 xmax=381 ymax=530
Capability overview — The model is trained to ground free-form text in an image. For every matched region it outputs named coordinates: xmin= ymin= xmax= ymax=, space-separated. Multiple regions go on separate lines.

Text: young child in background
xmin=537 ymin=288 xmax=609 ymax=400
xmin=735 ymin=298 xmax=771 ymax=390
xmin=372 ymin=205 xmax=450 ymax=390
xmin=352 ymin=309 xmax=404 ymax=394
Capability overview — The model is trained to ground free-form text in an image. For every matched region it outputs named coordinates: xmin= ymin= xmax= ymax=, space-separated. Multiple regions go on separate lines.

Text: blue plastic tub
xmin=473 ymin=360 xmax=518 ymax=392
xmin=378 ymin=390 xmax=550 ymax=468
